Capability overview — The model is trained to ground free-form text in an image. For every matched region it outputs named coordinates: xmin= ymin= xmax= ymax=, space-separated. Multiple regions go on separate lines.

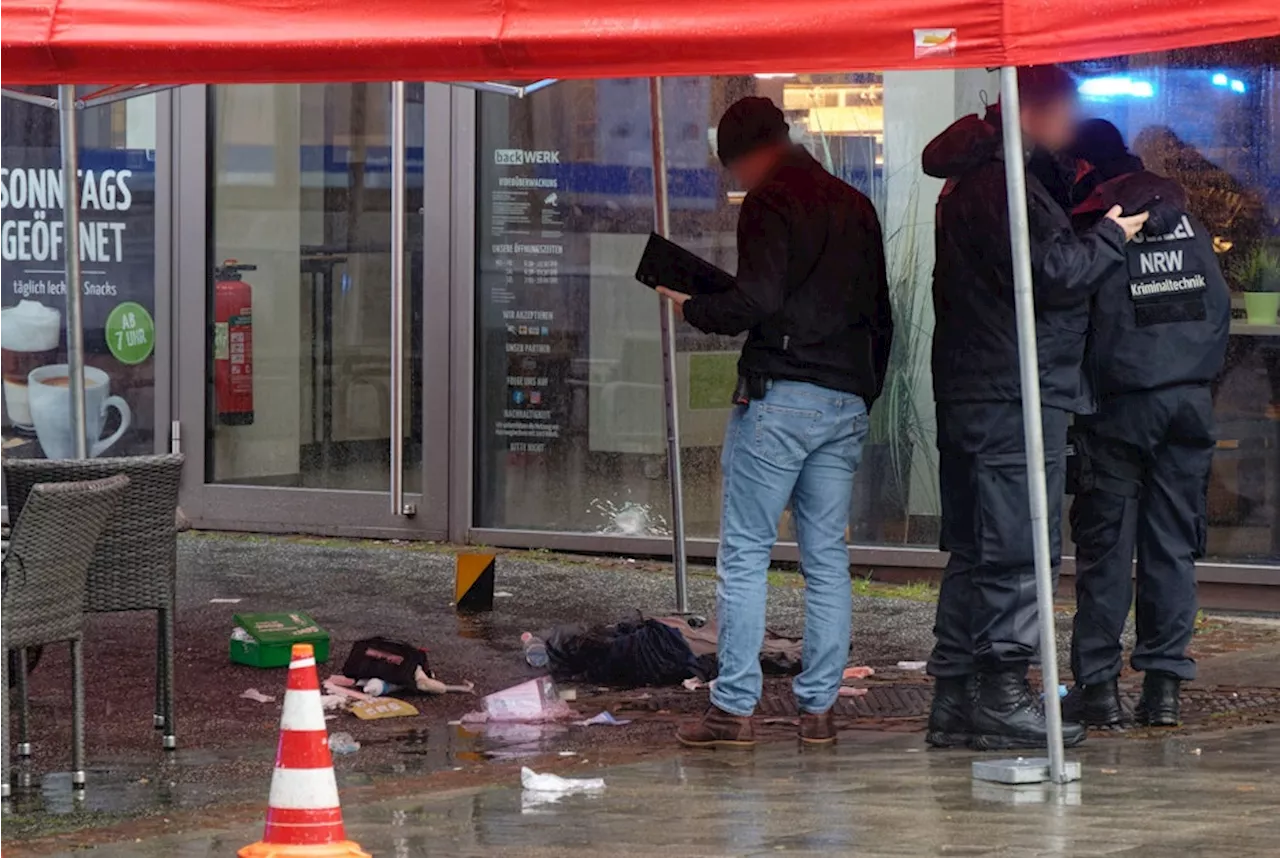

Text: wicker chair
xmin=2 ymin=475 xmax=128 ymax=797
xmin=3 ymin=455 xmax=184 ymax=750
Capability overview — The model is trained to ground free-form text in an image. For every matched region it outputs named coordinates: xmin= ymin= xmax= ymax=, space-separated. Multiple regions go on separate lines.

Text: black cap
xmin=716 ymin=97 xmax=789 ymax=167
xmin=1016 ymin=65 xmax=1078 ymax=107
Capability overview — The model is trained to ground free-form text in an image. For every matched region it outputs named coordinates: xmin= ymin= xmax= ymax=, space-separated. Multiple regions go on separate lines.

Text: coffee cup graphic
xmin=27 ymin=364 xmax=132 ymax=459
xmin=2 ymin=300 xmax=62 ymax=432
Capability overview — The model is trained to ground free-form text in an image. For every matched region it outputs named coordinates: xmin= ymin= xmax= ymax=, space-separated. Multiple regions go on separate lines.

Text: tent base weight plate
xmin=972 ymin=757 xmax=1082 ymax=784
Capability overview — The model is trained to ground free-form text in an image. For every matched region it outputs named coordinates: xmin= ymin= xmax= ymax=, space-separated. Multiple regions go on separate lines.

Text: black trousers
xmin=1069 ymin=385 xmax=1213 ymax=685
xmin=928 ymin=402 xmax=1068 ymax=678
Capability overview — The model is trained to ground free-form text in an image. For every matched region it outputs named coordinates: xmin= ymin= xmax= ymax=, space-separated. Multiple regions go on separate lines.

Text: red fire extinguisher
xmin=213 ymin=260 xmax=255 ymax=425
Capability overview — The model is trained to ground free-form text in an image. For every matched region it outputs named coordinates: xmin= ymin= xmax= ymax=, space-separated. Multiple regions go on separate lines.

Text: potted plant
xmin=1242 ymin=244 xmax=1280 ymax=325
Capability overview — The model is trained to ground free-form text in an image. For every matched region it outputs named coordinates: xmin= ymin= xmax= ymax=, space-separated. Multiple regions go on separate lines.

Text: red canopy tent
xmin=2 ymin=0 xmax=1278 ymax=786
xmin=2 ymin=0 xmax=1278 ymax=83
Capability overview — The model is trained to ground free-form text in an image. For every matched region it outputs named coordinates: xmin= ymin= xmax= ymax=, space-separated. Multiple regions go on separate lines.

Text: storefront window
xmin=475 ymin=44 xmax=1279 ymax=566
xmin=1065 ymin=42 xmax=1280 ymax=562
xmin=474 ymin=73 xmax=924 ymax=537
xmin=1 ymin=88 xmax=159 ymax=461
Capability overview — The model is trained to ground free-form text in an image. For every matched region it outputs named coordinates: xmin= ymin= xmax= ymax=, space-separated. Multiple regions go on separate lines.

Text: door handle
xmin=390 ymin=81 xmax=416 ymax=517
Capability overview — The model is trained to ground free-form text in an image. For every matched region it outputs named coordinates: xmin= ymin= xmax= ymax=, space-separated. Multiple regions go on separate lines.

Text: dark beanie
xmin=1017 ymin=65 xmax=1077 ymax=107
xmin=716 ymin=97 xmax=789 ymax=167
xmin=1071 ymin=118 xmax=1129 ymax=166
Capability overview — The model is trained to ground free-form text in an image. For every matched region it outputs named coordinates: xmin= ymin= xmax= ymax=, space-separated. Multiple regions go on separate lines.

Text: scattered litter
xmin=230 ymin=612 xmax=330 ymax=669
xmin=1101 ymin=768 xmax=1118 ymax=775
xmin=417 ymin=675 xmax=476 ymax=696
xmin=240 ymin=688 xmax=275 ymax=704
xmin=210 ymin=598 xmax=243 ymax=604
xmin=447 ymin=720 xmax=464 ymax=726
xmin=473 ymin=677 xmax=575 ymax=723
xmin=559 ymin=688 xmax=578 ymax=702
xmin=522 ymin=632 xmax=550 ymax=668
xmin=328 ymin=732 xmax=360 ymax=755
xmin=1191 ymin=748 xmax=1202 ymax=756
xmin=838 ymin=686 xmax=869 ymax=698
xmin=351 ymin=698 xmax=420 ymax=720
xmin=682 ymin=677 xmax=706 ymax=692
xmin=521 ymin=767 xmax=605 ymax=793
xmin=897 ymin=661 xmax=927 ymax=671
xmin=343 ymin=637 xmax=433 ymax=690
xmin=842 ymin=666 xmax=875 ymax=680
xmin=495 ymin=591 xmax=515 ymax=598
xmin=323 ymin=679 xmax=373 ymax=703
xmin=362 ymin=678 xmax=403 ymax=698
xmin=574 ymin=711 xmax=631 ymax=727
xmin=906 ymin=748 xmax=921 ymax=753
xmin=558 ymin=751 xmax=578 ymax=757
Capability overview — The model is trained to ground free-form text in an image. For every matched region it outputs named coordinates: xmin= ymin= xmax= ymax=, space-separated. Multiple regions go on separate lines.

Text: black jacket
xmin=923 ymin=113 xmax=1128 ymax=413
xmin=1073 ymin=171 xmax=1230 ymax=398
xmin=683 ymin=148 xmax=893 ymax=403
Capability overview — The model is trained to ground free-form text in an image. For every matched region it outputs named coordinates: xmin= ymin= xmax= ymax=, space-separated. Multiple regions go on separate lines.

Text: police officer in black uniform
xmin=921 ymin=68 xmax=1149 ymax=751
xmin=1064 ymin=120 xmax=1231 ymax=728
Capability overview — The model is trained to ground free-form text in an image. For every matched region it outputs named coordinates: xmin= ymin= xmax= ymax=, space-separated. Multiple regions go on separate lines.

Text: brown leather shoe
xmin=676 ymin=706 xmax=756 ymax=748
xmin=799 ymin=710 xmax=836 ymax=745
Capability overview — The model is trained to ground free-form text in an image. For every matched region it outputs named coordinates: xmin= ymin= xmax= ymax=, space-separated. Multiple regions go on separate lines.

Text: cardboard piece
xmin=351 ymin=698 xmax=420 ymax=720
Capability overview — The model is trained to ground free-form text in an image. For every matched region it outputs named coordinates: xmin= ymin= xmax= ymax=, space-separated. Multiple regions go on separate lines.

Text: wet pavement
xmin=4 ymin=533 xmax=1279 ymax=852
xmin=0 ymin=533 xmax=942 ymax=839
xmin=14 ymin=723 xmax=1280 ymax=857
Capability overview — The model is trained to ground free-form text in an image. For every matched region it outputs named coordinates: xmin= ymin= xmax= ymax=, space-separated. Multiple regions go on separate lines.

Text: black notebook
xmin=634 ymin=232 xmax=735 ymax=295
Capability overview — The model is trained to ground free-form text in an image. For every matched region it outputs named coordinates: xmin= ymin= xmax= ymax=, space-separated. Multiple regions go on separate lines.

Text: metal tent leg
xmin=648 ymin=76 xmax=690 ymax=615
xmin=59 ymin=85 xmax=90 ymax=459
xmin=977 ymin=66 xmax=1071 ymax=787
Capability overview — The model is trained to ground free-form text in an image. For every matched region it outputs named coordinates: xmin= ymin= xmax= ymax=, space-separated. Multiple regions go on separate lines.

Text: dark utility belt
xmin=732 ymin=375 xmax=769 ymax=405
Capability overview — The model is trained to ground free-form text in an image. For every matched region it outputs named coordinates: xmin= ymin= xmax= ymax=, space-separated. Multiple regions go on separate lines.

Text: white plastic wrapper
xmin=520 ymin=767 xmax=605 ymax=792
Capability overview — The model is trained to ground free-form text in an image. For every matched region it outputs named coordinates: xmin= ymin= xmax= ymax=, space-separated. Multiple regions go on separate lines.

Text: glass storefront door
xmin=174 ymin=83 xmax=451 ymax=538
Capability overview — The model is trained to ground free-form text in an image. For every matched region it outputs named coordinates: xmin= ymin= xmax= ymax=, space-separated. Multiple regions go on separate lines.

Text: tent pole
xmin=59 ymin=84 xmax=90 ymax=459
xmin=389 ymin=80 xmax=414 ymax=516
xmin=1 ymin=89 xmax=58 ymax=109
xmin=996 ymin=66 xmax=1067 ymax=783
xmin=648 ymin=76 xmax=690 ymax=615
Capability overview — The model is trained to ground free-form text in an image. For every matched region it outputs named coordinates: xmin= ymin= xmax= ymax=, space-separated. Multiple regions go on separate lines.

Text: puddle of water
xmin=6 ymin=764 xmax=178 ymax=816
xmin=389 ymin=720 xmax=571 ymax=764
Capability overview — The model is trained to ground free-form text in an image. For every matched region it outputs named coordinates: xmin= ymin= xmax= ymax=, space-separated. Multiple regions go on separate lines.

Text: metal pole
xmin=59 ymin=85 xmax=90 ymax=460
xmin=389 ymin=81 xmax=414 ymax=516
xmin=1 ymin=88 xmax=59 ymax=109
xmin=648 ymin=76 xmax=690 ymax=614
xmin=998 ymin=66 xmax=1066 ymax=784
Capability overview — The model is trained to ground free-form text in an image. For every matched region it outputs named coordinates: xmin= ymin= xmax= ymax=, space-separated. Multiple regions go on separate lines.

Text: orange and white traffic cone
xmin=240 ymin=643 xmax=370 ymax=858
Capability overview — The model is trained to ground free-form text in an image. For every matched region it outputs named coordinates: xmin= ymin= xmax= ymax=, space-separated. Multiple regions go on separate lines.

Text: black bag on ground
xmin=546 ymin=616 xmax=705 ymax=687
xmin=341 ymin=637 xmax=432 ymax=687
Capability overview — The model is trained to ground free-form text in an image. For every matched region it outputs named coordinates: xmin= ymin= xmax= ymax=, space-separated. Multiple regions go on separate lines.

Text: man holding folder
xmin=658 ymin=97 xmax=893 ymax=747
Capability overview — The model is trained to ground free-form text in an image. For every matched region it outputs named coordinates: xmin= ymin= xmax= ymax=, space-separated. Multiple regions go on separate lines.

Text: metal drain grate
xmin=758 ymin=685 xmax=933 ymax=718
xmin=626 ymin=683 xmax=1280 ymax=727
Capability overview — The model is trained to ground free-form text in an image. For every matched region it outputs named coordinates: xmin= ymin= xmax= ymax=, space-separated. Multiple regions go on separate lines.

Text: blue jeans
xmin=711 ymin=380 xmax=870 ymax=717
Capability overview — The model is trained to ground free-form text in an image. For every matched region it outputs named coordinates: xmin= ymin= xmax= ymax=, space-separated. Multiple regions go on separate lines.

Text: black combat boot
xmin=970 ymin=669 xmax=1088 ymax=751
xmin=926 ymin=676 xmax=973 ymax=748
xmin=1134 ymin=671 xmax=1181 ymax=727
xmin=1062 ymin=679 xmax=1127 ymax=727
